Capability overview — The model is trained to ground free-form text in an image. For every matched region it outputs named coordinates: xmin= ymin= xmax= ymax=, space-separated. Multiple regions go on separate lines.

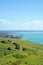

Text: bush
xmin=12 ymin=60 xmax=21 ymax=65
xmin=6 ymin=62 xmax=9 ymax=64
xmin=7 ymin=47 xmax=11 ymax=50
xmin=4 ymin=53 xmax=7 ymax=56
xmin=15 ymin=46 xmax=20 ymax=50
xmin=13 ymin=42 xmax=18 ymax=46
xmin=13 ymin=42 xmax=20 ymax=50
xmin=10 ymin=35 xmax=14 ymax=38
xmin=33 ymin=51 xmax=38 ymax=55
xmin=12 ymin=62 xmax=18 ymax=65
xmin=1 ymin=40 xmax=5 ymax=43
xmin=31 ymin=49 xmax=38 ymax=55
xmin=25 ymin=61 xmax=27 ymax=64
xmin=8 ymin=40 xmax=11 ymax=42
xmin=14 ymin=53 xmax=26 ymax=59
xmin=22 ymin=47 xmax=26 ymax=51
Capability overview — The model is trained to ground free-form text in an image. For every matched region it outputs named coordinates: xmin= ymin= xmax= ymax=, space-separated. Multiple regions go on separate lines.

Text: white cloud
xmin=0 ymin=19 xmax=14 ymax=24
xmin=7 ymin=21 xmax=14 ymax=24
xmin=22 ymin=20 xmax=43 ymax=30
xmin=0 ymin=19 xmax=43 ymax=30
xmin=0 ymin=19 xmax=6 ymax=24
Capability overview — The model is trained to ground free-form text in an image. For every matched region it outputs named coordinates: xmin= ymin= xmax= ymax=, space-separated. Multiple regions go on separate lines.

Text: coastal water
xmin=0 ymin=30 xmax=43 ymax=44
xmin=15 ymin=31 xmax=43 ymax=44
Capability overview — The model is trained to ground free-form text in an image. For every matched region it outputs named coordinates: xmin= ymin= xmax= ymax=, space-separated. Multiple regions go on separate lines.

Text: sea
xmin=0 ymin=30 xmax=43 ymax=44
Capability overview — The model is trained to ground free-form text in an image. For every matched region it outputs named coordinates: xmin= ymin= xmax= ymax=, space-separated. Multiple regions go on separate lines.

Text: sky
xmin=0 ymin=0 xmax=43 ymax=30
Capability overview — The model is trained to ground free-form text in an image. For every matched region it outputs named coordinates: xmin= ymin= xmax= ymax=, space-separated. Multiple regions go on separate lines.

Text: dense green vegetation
xmin=0 ymin=37 xmax=43 ymax=65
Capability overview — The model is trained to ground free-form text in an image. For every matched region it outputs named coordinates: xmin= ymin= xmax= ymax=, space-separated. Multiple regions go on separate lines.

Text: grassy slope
xmin=0 ymin=37 xmax=43 ymax=65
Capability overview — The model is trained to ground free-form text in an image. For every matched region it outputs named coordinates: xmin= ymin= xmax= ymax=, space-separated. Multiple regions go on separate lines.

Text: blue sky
xmin=0 ymin=0 xmax=43 ymax=30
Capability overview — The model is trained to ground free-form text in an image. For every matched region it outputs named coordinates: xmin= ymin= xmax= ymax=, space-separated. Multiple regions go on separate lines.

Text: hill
xmin=0 ymin=37 xmax=43 ymax=65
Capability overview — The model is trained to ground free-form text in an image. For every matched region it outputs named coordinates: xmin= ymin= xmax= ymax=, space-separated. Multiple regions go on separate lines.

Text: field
xmin=0 ymin=37 xmax=43 ymax=65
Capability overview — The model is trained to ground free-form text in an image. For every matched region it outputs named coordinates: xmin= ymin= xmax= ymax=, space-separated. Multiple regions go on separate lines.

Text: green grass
xmin=0 ymin=37 xmax=43 ymax=65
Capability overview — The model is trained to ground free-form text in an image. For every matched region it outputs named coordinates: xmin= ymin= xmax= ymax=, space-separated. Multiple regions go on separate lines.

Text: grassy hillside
xmin=0 ymin=37 xmax=43 ymax=65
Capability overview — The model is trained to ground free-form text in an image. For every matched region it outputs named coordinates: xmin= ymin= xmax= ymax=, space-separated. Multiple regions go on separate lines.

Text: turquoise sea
xmin=0 ymin=30 xmax=43 ymax=44
xmin=16 ymin=32 xmax=43 ymax=44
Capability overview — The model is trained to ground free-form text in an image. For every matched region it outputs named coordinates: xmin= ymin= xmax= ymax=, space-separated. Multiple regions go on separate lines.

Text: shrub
xmin=1 ymin=40 xmax=5 ymax=43
xmin=13 ymin=42 xmax=20 ymax=50
xmin=22 ymin=47 xmax=26 ymax=51
xmin=15 ymin=46 xmax=20 ymax=50
xmin=12 ymin=55 xmax=15 ymax=57
xmin=33 ymin=51 xmax=38 ymax=55
xmin=12 ymin=62 xmax=18 ymax=65
xmin=9 ymin=61 xmax=11 ymax=63
xmin=13 ymin=42 xmax=18 ymax=46
xmin=4 ymin=53 xmax=7 ymax=56
xmin=6 ymin=62 xmax=9 ymax=64
xmin=8 ymin=40 xmax=11 ymax=42
xmin=31 ymin=49 xmax=38 ymax=55
xmin=7 ymin=47 xmax=11 ymax=50
xmin=25 ymin=61 xmax=27 ymax=64
xmin=14 ymin=53 xmax=26 ymax=59
xmin=10 ymin=35 xmax=14 ymax=38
